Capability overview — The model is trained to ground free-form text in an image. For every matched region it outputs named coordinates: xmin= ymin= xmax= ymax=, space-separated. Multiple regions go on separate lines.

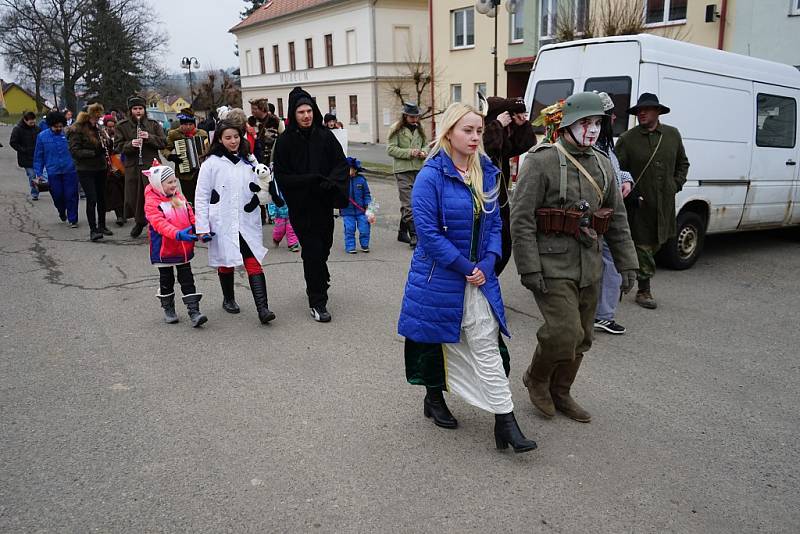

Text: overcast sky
xmin=1 ymin=0 xmax=247 ymax=83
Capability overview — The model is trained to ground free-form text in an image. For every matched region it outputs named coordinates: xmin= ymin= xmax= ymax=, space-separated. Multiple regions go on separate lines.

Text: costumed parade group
xmin=14 ymin=81 xmax=689 ymax=453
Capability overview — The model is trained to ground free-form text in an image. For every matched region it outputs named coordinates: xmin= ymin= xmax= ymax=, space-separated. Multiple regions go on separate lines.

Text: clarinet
xmin=136 ymin=117 xmax=143 ymax=166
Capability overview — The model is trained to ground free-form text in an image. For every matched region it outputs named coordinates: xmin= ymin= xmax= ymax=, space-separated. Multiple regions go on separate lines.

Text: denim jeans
xmin=595 ymin=240 xmax=621 ymax=321
xmin=24 ymin=168 xmax=38 ymax=198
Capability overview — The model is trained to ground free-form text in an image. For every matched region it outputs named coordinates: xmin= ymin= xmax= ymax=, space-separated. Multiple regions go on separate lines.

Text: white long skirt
xmin=443 ymin=285 xmax=514 ymax=414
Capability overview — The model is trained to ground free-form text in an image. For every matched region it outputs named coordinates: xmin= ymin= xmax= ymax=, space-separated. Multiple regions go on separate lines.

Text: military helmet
xmin=559 ymin=92 xmax=607 ymax=129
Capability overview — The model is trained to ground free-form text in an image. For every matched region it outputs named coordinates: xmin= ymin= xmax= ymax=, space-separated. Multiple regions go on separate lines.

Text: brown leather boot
xmin=522 ymin=358 xmax=556 ymax=418
xmin=635 ymin=279 xmax=657 ymax=309
xmin=550 ymin=356 xmax=591 ymax=422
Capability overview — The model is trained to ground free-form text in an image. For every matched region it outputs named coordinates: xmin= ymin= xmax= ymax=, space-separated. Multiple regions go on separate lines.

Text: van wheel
xmin=659 ymin=211 xmax=706 ymax=270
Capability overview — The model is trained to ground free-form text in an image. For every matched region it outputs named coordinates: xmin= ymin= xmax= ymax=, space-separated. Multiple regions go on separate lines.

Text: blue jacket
xmin=33 ymin=128 xmax=76 ymax=176
xmin=397 ymin=151 xmax=507 ymax=343
xmin=338 ymin=174 xmax=372 ymax=217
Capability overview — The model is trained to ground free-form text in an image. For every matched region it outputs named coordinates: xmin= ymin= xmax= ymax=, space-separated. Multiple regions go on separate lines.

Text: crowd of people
xmin=8 ymin=85 xmax=689 ymax=454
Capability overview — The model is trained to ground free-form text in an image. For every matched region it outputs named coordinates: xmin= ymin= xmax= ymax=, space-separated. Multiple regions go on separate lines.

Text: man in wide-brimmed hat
xmin=615 ymin=93 xmax=690 ymax=309
xmin=387 ymin=102 xmax=427 ymax=247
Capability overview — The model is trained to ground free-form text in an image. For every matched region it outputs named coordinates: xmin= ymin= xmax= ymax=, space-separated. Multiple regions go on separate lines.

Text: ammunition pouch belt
xmin=536 ymin=207 xmax=614 ymax=237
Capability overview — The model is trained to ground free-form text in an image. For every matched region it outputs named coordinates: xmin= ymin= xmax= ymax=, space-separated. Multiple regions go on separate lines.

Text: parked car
xmin=148 ymin=110 xmax=172 ymax=133
xmin=523 ymin=34 xmax=800 ymax=269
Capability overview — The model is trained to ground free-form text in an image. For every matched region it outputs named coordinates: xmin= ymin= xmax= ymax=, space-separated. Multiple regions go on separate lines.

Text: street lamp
xmin=180 ymin=56 xmax=200 ymax=104
xmin=475 ymin=0 xmax=502 ymax=96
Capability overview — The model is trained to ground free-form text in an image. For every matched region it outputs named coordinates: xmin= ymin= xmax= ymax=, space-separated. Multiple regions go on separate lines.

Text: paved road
xmin=1 ymin=124 xmax=799 ymax=532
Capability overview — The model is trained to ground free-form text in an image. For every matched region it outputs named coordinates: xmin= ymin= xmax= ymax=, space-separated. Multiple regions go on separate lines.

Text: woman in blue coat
xmin=397 ymin=103 xmax=537 ymax=453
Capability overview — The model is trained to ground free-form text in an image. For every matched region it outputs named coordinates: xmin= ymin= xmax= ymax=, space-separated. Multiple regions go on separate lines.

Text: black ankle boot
xmin=397 ymin=220 xmax=411 ymax=244
xmin=407 ymin=221 xmax=418 ymax=248
xmin=424 ymin=387 xmax=458 ymax=429
xmin=494 ymin=412 xmax=538 ymax=453
xmin=182 ymin=294 xmax=208 ymax=328
xmin=218 ymin=272 xmax=240 ymax=313
xmin=248 ymin=273 xmax=276 ymax=324
xmin=157 ymin=293 xmax=179 ymax=324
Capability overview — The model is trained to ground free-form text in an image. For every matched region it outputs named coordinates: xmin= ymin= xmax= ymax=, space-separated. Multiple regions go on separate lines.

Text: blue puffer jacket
xmin=338 ymin=174 xmax=372 ymax=217
xmin=33 ymin=128 xmax=76 ymax=176
xmin=398 ymin=151 xmax=508 ymax=343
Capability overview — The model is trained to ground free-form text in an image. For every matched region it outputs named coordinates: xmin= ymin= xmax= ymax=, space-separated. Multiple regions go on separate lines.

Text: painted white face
xmin=569 ymin=116 xmax=603 ymax=147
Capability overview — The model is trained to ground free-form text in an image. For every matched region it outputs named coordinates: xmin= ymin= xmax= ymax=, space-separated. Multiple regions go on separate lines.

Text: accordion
xmin=174 ymin=137 xmax=207 ymax=173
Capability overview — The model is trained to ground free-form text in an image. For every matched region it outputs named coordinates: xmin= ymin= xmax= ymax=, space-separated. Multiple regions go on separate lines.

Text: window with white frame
xmin=540 ymin=0 xmax=590 ymax=42
xmin=510 ymin=3 xmax=524 ymax=43
xmin=540 ymin=0 xmax=557 ymax=41
xmin=644 ymin=0 xmax=687 ymax=25
xmin=474 ymin=83 xmax=487 ymax=106
xmin=792 ymin=0 xmax=800 ymax=15
xmin=452 ymin=7 xmax=475 ymax=49
xmin=451 ymin=84 xmax=462 ymax=103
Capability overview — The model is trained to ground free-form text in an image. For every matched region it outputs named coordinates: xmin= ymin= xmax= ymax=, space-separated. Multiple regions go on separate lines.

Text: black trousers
xmin=78 ymin=169 xmax=107 ymax=231
xmin=290 ymin=209 xmax=334 ymax=308
xmin=158 ymin=263 xmax=196 ymax=296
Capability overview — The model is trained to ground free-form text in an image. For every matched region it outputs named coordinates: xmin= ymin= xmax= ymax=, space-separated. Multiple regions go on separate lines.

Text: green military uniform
xmin=162 ymin=127 xmax=208 ymax=205
xmin=511 ymin=116 xmax=638 ymax=421
xmin=114 ymin=115 xmax=166 ymax=226
xmin=615 ymin=122 xmax=690 ymax=281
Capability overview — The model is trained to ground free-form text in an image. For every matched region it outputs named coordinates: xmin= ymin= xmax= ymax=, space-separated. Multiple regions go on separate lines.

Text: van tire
xmin=659 ymin=211 xmax=706 ymax=270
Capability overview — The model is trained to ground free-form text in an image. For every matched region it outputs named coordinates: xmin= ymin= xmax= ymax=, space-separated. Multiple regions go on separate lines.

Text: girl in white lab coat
xmin=195 ymin=120 xmax=276 ymax=324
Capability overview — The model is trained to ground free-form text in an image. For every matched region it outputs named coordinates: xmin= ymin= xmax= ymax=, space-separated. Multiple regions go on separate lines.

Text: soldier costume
xmin=615 ymin=93 xmax=690 ymax=308
xmin=162 ymin=108 xmax=209 ymax=205
xmin=511 ymin=92 xmax=639 ymax=422
xmin=114 ymin=95 xmax=167 ymax=237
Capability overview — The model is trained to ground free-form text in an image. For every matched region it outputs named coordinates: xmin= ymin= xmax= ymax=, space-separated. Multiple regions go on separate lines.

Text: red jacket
xmin=144 ymin=184 xmax=196 ymax=264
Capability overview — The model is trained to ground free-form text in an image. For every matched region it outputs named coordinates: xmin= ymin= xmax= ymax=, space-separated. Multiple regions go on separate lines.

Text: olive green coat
xmin=615 ymin=122 xmax=690 ymax=247
xmin=162 ymin=128 xmax=209 ymax=180
xmin=386 ymin=125 xmax=426 ymax=174
xmin=511 ymin=140 xmax=638 ymax=288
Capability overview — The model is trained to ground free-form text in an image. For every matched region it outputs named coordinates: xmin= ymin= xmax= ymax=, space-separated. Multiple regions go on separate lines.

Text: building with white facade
xmin=231 ymin=0 xmax=429 ymax=143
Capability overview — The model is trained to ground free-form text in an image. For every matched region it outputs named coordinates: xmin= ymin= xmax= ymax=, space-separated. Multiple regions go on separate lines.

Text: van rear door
xmin=742 ymin=85 xmax=800 ymax=227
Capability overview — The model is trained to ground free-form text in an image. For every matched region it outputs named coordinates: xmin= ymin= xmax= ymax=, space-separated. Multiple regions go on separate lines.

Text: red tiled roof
xmin=504 ymin=56 xmax=536 ymax=66
xmin=230 ymin=0 xmax=339 ymax=32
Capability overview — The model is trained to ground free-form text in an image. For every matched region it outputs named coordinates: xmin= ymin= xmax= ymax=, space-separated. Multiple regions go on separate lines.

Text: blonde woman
xmin=397 ymin=103 xmax=537 ymax=453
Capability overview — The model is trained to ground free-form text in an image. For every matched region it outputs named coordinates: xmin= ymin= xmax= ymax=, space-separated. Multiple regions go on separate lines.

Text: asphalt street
xmin=1 ymin=123 xmax=798 ymax=532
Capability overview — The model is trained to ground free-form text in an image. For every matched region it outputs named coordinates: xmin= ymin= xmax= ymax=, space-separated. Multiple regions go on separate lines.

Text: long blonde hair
xmin=428 ymin=102 xmax=498 ymax=213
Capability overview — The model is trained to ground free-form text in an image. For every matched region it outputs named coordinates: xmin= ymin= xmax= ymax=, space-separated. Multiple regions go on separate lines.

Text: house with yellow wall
xmin=166 ymin=96 xmax=191 ymax=112
xmin=1 ymin=81 xmax=49 ymax=114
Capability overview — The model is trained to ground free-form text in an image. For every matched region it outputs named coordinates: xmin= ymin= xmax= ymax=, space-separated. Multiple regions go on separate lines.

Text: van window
xmin=583 ymin=77 xmax=632 ymax=136
xmin=532 ymin=79 xmax=574 ymax=133
xmin=756 ymin=94 xmax=796 ymax=148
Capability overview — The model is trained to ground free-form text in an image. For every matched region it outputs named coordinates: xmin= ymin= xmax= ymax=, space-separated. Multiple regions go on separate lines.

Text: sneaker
xmin=346 ymin=250 xmax=357 ymax=254
xmin=310 ymin=306 xmax=332 ymax=323
xmin=31 ymin=196 xmax=39 ymax=201
xmin=361 ymin=247 xmax=370 ymax=253
xmin=100 ymin=227 xmax=113 ymax=236
xmin=69 ymin=222 xmax=79 ymax=228
xmin=288 ymin=244 xmax=300 ymax=252
xmin=59 ymin=212 xmax=67 ymax=222
xmin=594 ymin=319 xmax=626 ymax=335
xmin=90 ymin=230 xmax=104 ymax=242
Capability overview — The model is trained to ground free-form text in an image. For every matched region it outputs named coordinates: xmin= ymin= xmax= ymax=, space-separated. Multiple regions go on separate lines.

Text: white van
xmin=523 ymin=34 xmax=800 ymax=269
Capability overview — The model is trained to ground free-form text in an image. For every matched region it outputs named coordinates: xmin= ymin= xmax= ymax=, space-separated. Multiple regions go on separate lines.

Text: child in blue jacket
xmin=339 ymin=157 xmax=373 ymax=253
xmin=33 ymin=111 xmax=80 ymax=226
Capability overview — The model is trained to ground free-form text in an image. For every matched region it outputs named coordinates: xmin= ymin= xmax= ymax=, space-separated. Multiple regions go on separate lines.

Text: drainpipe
xmin=428 ymin=0 xmax=436 ymax=137
xmin=717 ymin=0 xmax=728 ymax=50
xmin=371 ymin=0 xmax=380 ymax=142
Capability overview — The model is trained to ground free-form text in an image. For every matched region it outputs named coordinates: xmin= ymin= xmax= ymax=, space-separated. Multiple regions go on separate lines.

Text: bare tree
xmin=386 ymin=52 xmax=445 ymax=120
xmin=192 ymin=69 xmax=242 ymax=112
xmin=556 ymin=0 xmax=687 ymax=42
xmin=0 ymin=9 xmax=54 ymax=112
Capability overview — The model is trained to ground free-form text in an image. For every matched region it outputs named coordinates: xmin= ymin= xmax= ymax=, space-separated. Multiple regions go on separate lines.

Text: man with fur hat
xmin=615 ymin=93 xmax=690 ymax=309
xmin=483 ymin=96 xmax=536 ymax=275
xmin=114 ymin=95 xmax=167 ymax=237
xmin=273 ymin=86 xmax=349 ymax=323
xmin=162 ymin=107 xmax=208 ymax=205
xmin=386 ymin=102 xmax=427 ymax=247
xmin=511 ymin=92 xmax=638 ymax=423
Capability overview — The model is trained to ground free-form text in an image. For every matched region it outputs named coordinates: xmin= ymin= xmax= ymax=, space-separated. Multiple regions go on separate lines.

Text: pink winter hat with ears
xmin=142 ymin=160 xmax=176 ymax=196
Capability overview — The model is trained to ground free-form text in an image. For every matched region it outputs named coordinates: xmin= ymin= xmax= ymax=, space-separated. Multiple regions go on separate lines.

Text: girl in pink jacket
xmin=143 ymin=162 xmax=208 ymax=327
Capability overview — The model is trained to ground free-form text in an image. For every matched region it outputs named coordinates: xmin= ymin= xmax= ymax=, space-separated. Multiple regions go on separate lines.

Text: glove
xmin=201 ymin=232 xmax=215 ymax=243
xmin=175 ymin=226 xmax=198 ymax=242
xmin=521 ymin=272 xmax=548 ymax=294
xmin=620 ymin=270 xmax=637 ymax=294
xmin=167 ymin=154 xmax=183 ymax=164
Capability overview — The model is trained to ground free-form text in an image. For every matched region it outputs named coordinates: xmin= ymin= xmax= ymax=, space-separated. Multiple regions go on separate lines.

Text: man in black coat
xmin=273 ymin=86 xmax=348 ymax=322
xmin=9 ymin=111 xmax=41 ymax=200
